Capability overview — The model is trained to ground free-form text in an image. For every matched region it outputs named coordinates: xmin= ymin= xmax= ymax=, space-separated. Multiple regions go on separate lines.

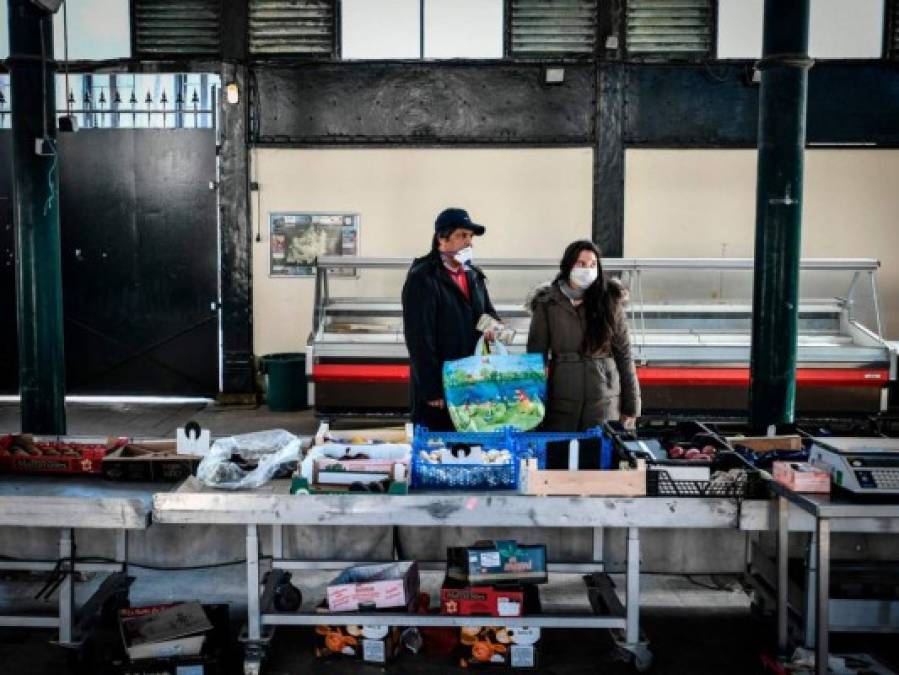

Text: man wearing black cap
xmin=402 ymin=208 xmax=500 ymax=430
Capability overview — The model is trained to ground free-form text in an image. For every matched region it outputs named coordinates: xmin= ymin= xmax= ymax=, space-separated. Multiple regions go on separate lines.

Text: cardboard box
xmin=727 ymin=435 xmax=803 ymax=452
xmin=447 ymin=541 xmax=548 ymax=585
xmin=293 ymin=439 xmax=411 ymax=494
xmin=326 ymin=561 xmax=420 ymax=612
xmin=522 ymin=458 xmax=647 ymax=497
xmin=315 ymin=422 xmax=413 ymax=446
xmin=119 ymin=602 xmax=212 ymax=661
xmin=0 ymin=434 xmax=127 ymax=475
xmin=103 ymin=441 xmax=201 ymax=482
xmin=440 ymin=580 xmax=525 ymax=618
xmin=314 ymin=624 xmax=404 ymax=664
xmin=457 ymin=625 xmax=541 ymax=669
xmin=773 ymin=461 xmax=832 ymax=493
xmin=106 ymin=604 xmax=229 ymax=675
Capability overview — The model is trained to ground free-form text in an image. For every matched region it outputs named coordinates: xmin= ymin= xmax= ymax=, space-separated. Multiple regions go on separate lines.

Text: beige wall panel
xmin=624 ymin=149 xmax=899 ymax=337
xmin=252 ymin=148 xmax=593 ymax=355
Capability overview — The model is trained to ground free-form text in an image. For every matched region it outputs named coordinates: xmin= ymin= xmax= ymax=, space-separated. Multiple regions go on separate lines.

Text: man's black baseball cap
xmin=434 ymin=207 xmax=486 ymax=236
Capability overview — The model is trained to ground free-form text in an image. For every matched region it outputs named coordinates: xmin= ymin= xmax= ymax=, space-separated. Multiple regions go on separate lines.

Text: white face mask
xmin=570 ymin=267 xmax=598 ymax=289
xmin=454 ymin=246 xmax=474 ymax=266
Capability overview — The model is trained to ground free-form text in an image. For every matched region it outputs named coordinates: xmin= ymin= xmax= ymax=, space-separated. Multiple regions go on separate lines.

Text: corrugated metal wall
xmin=889 ymin=0 xmax=899 ymax=60
xmin=626 ymin=0 xmax=712 ymax=58
xmin=248 ymin=0 xmax=335 ymax=56
xmin=132 ymin=0 xmax=222 ymax=56
xmin=510 ymin=0 xmax=597 ymax=56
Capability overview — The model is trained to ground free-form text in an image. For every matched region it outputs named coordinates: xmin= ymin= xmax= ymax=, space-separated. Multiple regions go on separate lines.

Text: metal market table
xmin=0 ymin=475 xmax=153 ymax=646
xmin=154 ymin=477 xmax=778 ymax=675
xmin=770 ymin=481 xmax=899 ymax=675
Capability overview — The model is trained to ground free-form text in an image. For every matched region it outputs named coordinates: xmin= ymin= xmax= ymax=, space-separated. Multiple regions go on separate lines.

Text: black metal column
xmin=595 ymin=63 xmax=625 ymax=257
xmin=8 ymin=0 xmax=66 ymax=433
xmin=594 ymin=0 xmax=625 ymax=257
xmin=219 ymin=61 xmax=254 ymax=396
xmin=748 ymin=0 xmax=812 ymax=430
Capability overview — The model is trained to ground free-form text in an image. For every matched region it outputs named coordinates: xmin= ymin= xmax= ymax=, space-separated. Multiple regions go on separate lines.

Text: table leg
xmin=58 ymin=528 xmax=74 ymax=645
xmin=804 ymin=530 xmax=817 ymax=648
xmin=116 ymin=529 xmax=129 ymax=574
xmin=777 ymin=496 xmax=789 ymax=653
xmin=246 ymin=524 xmax=261 ymax=642
xmin=816 ymin=518 xmax=830 ymax=675
xmin=272 ymin=525 xmax=284 ymax=561
xmin=592 ymin=527 xmax=605 ymax=573
xmin=626 ymin=527 xmax=640 ymax=646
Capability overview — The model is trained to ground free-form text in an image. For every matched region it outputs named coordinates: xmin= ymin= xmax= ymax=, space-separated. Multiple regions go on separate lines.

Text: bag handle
xmin=474 ymin=336 xmax=509 ymax=356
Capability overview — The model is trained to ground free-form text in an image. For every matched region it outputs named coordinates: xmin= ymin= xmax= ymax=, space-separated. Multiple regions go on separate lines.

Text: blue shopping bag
xmin=443 ymin=338 xmax=547 ymax=432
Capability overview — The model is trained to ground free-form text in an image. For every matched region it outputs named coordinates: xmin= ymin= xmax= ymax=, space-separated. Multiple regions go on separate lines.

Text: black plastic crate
xmin=606 ymin=421 xmax=766 ymax=499
xmin=646 ymin=454 xmax=766 ymax=499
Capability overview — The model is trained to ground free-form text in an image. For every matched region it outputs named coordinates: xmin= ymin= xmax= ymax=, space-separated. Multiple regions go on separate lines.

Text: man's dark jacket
xmin=401 ymin=249 xmax=498 ymax=423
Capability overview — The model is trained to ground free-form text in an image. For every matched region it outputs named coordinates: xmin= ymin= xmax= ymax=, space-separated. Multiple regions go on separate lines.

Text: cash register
xmin=809 ymin=437 xmax=899 ymax=495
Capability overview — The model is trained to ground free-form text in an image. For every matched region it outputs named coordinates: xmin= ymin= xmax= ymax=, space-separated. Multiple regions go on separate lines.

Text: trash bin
xmin=261 ymin=353 xmax=308 ymax=412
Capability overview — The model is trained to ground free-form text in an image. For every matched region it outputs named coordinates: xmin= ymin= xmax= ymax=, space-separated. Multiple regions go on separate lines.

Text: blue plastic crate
xmin=412 ymin=426 xmax=523 ymax=491
xmin=513 ymin=427 xmax=613 ymax=470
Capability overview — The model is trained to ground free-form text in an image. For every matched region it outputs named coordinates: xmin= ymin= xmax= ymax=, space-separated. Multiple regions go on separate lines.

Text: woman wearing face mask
xmin=526 ymin=240 xmax=640 ymax=431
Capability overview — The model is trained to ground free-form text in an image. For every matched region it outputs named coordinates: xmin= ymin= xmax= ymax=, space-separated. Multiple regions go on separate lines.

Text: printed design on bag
xmin=443 ymin=350 xmax=547 ymax=432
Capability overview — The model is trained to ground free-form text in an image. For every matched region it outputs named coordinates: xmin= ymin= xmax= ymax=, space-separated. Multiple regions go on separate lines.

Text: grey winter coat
xmin=527 ymin=280 xmax=641 ymax=431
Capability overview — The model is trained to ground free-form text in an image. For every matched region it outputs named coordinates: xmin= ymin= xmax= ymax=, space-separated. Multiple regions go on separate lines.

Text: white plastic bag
xmin=196 ymin=429 xmax=303 ymax=489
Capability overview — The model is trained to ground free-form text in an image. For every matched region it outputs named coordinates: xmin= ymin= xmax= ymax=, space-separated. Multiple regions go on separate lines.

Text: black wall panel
xmin=624 ymin=63 xmax=757 ymax=146
xmin=0 ymin=130 xmax=218 ymax=396
xmin=807 ymin=64 xmax=899 ymax=145
xmin=253 ymin=63 xmax=596 ymax=144
xmin=58 ymin=130 xmax=219 ymax=395
xmin=0 ymin=134 xmax=15 ymax=394
xmin=624 ymin=62 xmax=899 ymax=147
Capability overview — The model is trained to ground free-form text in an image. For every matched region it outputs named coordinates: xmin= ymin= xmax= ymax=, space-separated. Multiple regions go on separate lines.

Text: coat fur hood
xmin=525 ymin=277 xmax=628 ymax=314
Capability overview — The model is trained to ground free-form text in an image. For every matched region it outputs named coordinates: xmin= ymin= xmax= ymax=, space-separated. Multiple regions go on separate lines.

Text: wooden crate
xmin=521 ymin=459 xmax=647 ymax=497
xmin=725 ymin=435 xmax=802 ymax=452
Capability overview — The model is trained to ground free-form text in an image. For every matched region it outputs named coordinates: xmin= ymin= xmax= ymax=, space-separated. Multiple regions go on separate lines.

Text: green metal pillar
xmin=8 ymin=0 xmax=67 ymax=433
xmin=748 ymin=0 xmax=813 ymax=432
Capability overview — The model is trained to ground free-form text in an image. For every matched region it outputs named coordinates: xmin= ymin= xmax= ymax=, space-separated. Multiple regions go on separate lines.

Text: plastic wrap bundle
xmin=196 ymin=429 xmax=303 ymax=489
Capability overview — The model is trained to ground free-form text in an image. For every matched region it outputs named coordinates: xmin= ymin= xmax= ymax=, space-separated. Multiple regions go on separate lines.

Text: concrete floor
xmin=0 ymin=401 xmax=896 ymax=674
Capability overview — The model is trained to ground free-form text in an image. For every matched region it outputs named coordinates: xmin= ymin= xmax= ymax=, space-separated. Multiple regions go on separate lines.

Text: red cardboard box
xmin=440 ymin=581 xmax=524 ymax=618
xmin=0 ymin=434 xmax=128 ymax=475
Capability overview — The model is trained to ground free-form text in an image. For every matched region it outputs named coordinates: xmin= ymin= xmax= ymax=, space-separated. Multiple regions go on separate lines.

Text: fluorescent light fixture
xmin=225 ymin=82 xmax=239 ymax=104
xmin=544 ymin=67 xmax=565 ymax=85
xmin=0 ymin=395 xmax=214 ymax=405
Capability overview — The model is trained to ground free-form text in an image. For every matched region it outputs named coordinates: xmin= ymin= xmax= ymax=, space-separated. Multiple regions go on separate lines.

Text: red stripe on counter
xmin=314 ymin=364 xmax=410 ymax=383
xmin=634 ymin=367 xmax=890 ymax=388
xmin=313 ymin=364 xmax=890 ymax=388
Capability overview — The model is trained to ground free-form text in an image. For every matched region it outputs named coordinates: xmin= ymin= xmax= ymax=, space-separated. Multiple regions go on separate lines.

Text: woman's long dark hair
xmin=554 ymin=240 xmax=617 ymax=354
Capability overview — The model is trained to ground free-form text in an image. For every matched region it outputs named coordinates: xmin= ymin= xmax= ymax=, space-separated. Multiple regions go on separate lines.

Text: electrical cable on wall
xmin=38 ymin=18 xmax=57 ymax=215
xmin=253 ymin=149 xmax=262 ymax=242
xmin=63 ymin=1 xmax=70 ymax=115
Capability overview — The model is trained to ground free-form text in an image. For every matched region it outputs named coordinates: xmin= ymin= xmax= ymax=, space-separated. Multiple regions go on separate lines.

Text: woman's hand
xmin=427 ymin=399 xmax=446 ymax=409
xmin=620 ymin=415 xmax=637 ymax=430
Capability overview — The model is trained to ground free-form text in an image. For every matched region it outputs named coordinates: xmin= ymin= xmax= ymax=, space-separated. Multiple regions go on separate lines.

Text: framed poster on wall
xmin=269 ymin=212 xmax=359 ymax=277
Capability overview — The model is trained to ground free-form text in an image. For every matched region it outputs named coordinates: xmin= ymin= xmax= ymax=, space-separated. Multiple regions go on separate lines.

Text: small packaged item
xmin=457 ymin=625 xmax=541 ymax=669
xmin=447 ymin=541 xmax=547 ymax=585
xmin=314 ymin=624 xmax=404 ymax=663
xmin=773 ymin=461 xmax=831 ymax=493
xmin=440 ymin=579 xmax=525 ymax=618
